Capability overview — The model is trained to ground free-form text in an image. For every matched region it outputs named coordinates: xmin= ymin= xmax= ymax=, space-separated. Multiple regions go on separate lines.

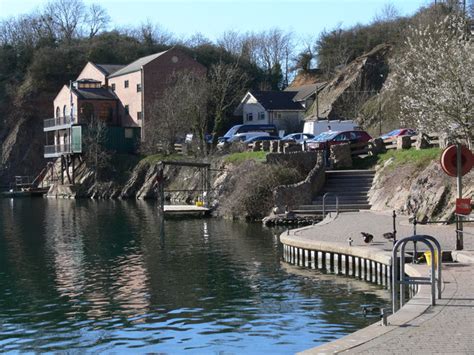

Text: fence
xmin=155 ymin=143 xmax=184 ymax=155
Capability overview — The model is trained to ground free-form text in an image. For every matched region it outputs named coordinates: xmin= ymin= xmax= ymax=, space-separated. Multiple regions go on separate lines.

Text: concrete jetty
xmin=280 ymin=210 xmax=474 ymax=354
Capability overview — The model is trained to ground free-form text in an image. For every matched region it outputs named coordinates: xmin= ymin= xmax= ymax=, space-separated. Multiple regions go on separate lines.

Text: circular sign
xmin=440 ymin=145 xmax=474 ymax=177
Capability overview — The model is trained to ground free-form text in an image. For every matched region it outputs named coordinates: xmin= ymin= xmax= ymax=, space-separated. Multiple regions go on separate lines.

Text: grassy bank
xmin=353 ymin=148 xmax=441 ymax=170
xmin=224 ymin=151 xmax=268 ymax=164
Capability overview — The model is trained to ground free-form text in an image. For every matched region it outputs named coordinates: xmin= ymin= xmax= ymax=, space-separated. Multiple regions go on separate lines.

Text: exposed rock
xmin=120 ymin=162 xmax=151 ymax=198
xmin=369 ymin=159 xmax=474 ymax=221
xmin=0 ymin=117 xmax=45 ymax=185
xmin=306 ymin=44 xmax=392 ymax=120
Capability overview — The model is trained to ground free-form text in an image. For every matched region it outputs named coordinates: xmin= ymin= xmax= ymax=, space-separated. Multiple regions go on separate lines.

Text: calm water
xmin=0 ymin=198 xmax=390 ymax=354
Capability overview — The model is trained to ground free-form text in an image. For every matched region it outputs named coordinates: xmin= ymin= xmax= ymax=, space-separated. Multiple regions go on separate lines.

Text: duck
xmin=361 ymin=232 xmax=374 ymax=243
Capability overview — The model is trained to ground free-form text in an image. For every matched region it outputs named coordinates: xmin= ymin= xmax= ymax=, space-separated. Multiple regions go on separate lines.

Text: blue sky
xmin=0 ymin=0 xmax=431 ymax=41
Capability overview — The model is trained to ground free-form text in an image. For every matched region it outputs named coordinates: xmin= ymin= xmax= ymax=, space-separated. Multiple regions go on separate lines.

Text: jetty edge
xmin=280 ymin=211 xmax=474 ymax=354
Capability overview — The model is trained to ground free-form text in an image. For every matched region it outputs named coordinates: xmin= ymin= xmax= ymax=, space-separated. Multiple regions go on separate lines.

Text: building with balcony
xmin=44 ymin=47 xmax=206 ymax=160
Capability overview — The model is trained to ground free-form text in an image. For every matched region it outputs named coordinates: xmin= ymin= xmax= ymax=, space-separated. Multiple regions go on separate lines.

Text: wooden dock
xmin=163 ymin=205 xmax=211 ymax=217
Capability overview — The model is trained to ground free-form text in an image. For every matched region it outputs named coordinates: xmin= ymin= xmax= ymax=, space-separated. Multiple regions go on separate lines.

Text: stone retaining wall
xmin=273 ymin=153 xmax=325 ymax=209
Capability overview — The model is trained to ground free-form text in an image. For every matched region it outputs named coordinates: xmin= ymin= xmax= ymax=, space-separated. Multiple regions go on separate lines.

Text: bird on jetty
xmin=347 ymin=237 xmax=353 ymax=246
xmin=383 ymin=232 xmax=395 ymax=241
xmin=361 ymin=232 xmax=374 ymax=243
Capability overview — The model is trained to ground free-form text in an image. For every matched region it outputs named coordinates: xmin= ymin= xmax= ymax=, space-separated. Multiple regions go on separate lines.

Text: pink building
xmin=44 ymin=48 xmax=206 ymax=158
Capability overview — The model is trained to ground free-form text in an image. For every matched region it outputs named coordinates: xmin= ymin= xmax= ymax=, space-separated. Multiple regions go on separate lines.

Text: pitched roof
xmin=286 ymin=83 xmax=326 ymax=102
xmin=94 ymin=64 xmax=126 ymax=76
xmin=107 ymin=50 xmax=169 ymax=78
xmin=72 ymin=87 xmax=118 ymax=100
xmin=250 ymin=90 xmax=304 ymax=111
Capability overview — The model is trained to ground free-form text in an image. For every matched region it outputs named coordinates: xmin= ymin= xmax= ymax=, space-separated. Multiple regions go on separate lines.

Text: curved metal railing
xmin=322 ymin=192 xmax=339 ymax=219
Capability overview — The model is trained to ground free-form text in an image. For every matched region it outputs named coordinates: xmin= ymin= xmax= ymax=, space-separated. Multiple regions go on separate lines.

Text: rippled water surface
xmin=0 ymin=198 xmax=390 ymax=353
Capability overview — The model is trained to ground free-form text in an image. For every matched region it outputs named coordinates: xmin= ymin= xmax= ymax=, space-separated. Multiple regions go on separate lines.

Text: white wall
xmin=242 ymin=95 xmax=268 ymax=125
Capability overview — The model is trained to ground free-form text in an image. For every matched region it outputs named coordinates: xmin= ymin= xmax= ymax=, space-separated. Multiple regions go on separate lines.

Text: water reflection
xmin=0 ymin=198 xmax=390 ymax=353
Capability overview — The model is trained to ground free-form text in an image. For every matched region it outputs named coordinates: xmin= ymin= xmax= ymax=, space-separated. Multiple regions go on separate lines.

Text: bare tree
xmin=135 ymin=20 xmax=175 ymax=47
xmin=86 ymin=3 xmax=110 ymax=38
xmin=217 ymin=30 xmax=243 ymax=56
xmin=43 ymin=0 xmax=86 ymax=41
xmin=209 ymin=61 xmax=249 ymax=142
xmin=146 ymin=71 xmax=208 ymax=154
xmin=83 ymin=116 xmax=111 ymax=182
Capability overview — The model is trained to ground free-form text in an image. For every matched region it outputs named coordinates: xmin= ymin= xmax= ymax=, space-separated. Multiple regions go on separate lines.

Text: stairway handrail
xmin=322 ymin=192 xmax=339 ymax=219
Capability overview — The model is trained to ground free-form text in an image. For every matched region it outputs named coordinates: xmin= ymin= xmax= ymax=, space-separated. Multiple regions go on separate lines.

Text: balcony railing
xmin=44 ymin=116 xmax=75 ymax=130
xmin=44 ymin=144 xmax=71 ymax=157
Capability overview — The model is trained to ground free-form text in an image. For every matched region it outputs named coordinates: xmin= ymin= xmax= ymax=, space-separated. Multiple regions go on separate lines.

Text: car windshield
xmin=386 ymin=129 xmax=402 ymax=137
xmin=223 ymin=126 xmax=241 ymax=138
xmin=312 ymin=131 xmax=338 ymax=142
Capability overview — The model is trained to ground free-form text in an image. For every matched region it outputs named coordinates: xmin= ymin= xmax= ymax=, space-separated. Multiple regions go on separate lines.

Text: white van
xmin=303 ymin=119 xmax=361 ymax=136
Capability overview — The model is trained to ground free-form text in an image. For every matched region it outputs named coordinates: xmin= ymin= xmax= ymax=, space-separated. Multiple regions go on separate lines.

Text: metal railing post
xmin=392 ymin=235 xmax=442 ymax=313
xmin=322 ymin=192 xmax=339 ymax=219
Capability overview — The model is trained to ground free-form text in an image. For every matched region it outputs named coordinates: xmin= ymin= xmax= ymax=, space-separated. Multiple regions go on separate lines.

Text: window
xmin=124 ymin=128 xmax=133 ymax=139
xmin=111 ymin=83 xmax=116 ymax=91
xmin=136 ymin=83 xmax=142 ymax=92
xmin=124 ymin=80 xmax=129 ymax=88
xmin=137 ymin=111 xmax=142 ymax=120
xmin=124 ymin=105 xmax=129 ymax=115
xmin=258 ymin=112 xmax=265 ymax=120
xmin=246 ymin=113 xmax=253 ymax=121
xmin=277 ymin=112 xmax=282 ymax=119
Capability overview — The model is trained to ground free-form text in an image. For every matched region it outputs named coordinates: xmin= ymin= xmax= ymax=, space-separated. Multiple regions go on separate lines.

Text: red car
xmin=306 ymin=130 xmax=372 ymax=150
xmin=380 ymin=128 xmax=417 ymax=140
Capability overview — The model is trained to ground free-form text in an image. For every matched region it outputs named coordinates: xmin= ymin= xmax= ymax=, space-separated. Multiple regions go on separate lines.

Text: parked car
xmin=281 ymin=133 xmax=315 ymax=144
xmin=306 ymin=130 xmax=372 ymax=151
xmin=380 ymin=128 xmax=416 ymax=140
xmin=244 ymin=135 xmax=281 ymax=143
xmin=219 ymin=124 xmax=278 ymax=143
xmin=217 ymin=132 xmax=270 ymax=148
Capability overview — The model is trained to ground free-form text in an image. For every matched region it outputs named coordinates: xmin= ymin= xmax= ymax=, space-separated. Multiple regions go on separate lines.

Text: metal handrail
xmin=322 ymin=192 xmax=339 ymax=219
xmin=392 ymin=235 xmax=442 ymax=314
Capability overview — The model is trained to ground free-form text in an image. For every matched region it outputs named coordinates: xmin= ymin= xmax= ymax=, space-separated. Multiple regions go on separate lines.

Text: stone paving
xmin=288 ymin=211 xmax=474 ymax=354
xmin=291 ymin=210 xmax=474 ymax=252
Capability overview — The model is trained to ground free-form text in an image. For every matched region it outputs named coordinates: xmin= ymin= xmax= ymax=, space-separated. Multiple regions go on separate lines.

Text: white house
xmin=234 ymin=90 xmax=305 ymax=132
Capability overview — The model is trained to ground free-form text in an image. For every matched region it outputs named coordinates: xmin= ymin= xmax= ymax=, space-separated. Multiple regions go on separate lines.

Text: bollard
xmin=381 ymin=309 xmax=388 ymax=326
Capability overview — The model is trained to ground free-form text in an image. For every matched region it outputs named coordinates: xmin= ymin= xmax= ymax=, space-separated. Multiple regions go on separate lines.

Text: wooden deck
xmin=163 ymin=205 xmax=211 ymax=217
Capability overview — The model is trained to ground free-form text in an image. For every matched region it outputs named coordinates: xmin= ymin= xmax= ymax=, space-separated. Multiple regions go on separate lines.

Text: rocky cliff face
xmin=306 ymin=44 xmax=391 ymax=121
xmin=370 ymin=159 xmax=474 ymax=221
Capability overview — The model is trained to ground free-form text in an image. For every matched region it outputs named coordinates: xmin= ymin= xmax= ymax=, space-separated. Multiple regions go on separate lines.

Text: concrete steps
xmin=294 ymin=170 xmax=375 ymax=215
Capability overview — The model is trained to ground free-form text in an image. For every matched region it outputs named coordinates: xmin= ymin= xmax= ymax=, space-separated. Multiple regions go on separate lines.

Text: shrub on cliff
xmin=219 ymin=160 xmax=304 ymax=220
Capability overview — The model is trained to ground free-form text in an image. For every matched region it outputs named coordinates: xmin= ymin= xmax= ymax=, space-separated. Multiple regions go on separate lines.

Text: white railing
xmin=44 ymin=116 xmax=75 ymax=129
xmin=44 ymin=144 xmax=71 ymax=156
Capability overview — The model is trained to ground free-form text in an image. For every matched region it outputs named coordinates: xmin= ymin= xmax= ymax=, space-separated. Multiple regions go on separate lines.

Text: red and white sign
xmin=456 ymin=198 xmax=472 ymax=215
xmin=440 ymin=145 xmax=474 ymax=177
